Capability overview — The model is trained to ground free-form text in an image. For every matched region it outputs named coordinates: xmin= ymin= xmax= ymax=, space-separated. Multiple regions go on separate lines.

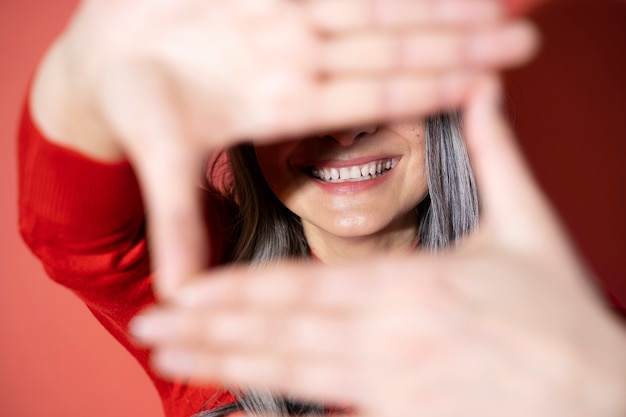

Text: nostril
xmin=353 ymin=125 xmax=378 ymax=142
xmin=318 ymin=125 xmax=378 ymax=146
xmin=361 ymin=125 xmax=378 ymax=135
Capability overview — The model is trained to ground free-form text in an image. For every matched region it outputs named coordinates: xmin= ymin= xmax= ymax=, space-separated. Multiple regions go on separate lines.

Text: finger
xmin=463 ymin=76 xmax=564 ymax=250
xmin=312 ymin=72 xmax=474 ymax=133
xmin=175 ymin=261 xmax=380 ymax=310
xmin=171 ymin=256 xmax=452 ymax=311
xmin=116 ymin=71 xmax=209 ymax=299
xmin=152 ymin=347 xmax=360 ymax=404
xmin=134 ymin=126 xmax=207 ymax=299
xmin=132 ymin=307 xmax=359 ymax=360
xmin=133 ymin=300 xmax=455 ymax=368
xmin=305 ymin=0 xmax=503 ymax=33
xmin=141 ymin=305 xmax=455 ymax=406
xmin=237 ymin=69 xmax=477 ymax=140
xmin=319 ymin=21 xmax=540 ymax=74
xmin=250 ymin=42 xmax=541 ymax=140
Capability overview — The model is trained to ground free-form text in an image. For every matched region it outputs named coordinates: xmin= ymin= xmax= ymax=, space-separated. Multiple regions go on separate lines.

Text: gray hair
xmin=192 ymin=388 xmax=326 ymax=417
xmin=219 ymin=111 xmax=478 ymax=263
xmin=201 ymin=111 xmax=479 ymax=417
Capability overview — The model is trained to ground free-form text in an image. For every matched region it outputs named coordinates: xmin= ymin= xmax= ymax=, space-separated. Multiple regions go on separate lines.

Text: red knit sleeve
xmin=17 ymin=90 xmax=159 ymax=379
xmin=18 ymin=94 xmax=232 ymax=313
xmin=18 ymin=96 xmax=151 ymax=310
xmin=17 ymin=94 xmax=237 ymax=417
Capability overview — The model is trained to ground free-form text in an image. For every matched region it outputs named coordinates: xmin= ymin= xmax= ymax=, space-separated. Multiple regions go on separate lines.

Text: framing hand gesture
xmin=132 ymin=77 xmax=626 ymax=417
xmin=34 ymin=0 xmax=538 ymax=297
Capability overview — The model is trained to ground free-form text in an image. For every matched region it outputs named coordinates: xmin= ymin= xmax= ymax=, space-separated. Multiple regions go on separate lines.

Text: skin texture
xmin=254 ymin=121 xmax=428 ymax=262
xmin=31 ymin=1 xmax=626 ymax=416
xmin=132 ymin=78 xmax=626 ymax=417
xmin=32 ymin=0 xmax=539 ymax=296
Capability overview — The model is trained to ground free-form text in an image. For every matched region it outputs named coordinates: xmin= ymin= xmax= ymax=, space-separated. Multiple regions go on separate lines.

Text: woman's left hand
xmin=130 ymin=77 xmax=626 ymax=417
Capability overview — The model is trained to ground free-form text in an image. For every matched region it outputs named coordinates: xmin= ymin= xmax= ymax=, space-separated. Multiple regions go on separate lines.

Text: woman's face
xmin=254 ymin=120 xmax=429 ymax=260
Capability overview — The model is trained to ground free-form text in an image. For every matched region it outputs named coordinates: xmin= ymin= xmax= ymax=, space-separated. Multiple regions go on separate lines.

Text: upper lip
xmin=292 ymin=155 xmax=399 ymax=171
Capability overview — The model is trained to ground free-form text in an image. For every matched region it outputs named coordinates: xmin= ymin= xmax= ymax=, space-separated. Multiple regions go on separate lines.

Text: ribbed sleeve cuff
xmin=18 ymin=97 xmax=144 ymax=238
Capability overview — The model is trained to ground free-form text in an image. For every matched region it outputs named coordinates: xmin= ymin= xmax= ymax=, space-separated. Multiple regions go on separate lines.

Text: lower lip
xmin=309 ymin=169 xmax=394 ymax=194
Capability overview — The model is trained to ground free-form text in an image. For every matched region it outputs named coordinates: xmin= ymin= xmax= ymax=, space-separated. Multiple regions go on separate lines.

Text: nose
xmin=316 ymin=125 xmax=378 ymax=147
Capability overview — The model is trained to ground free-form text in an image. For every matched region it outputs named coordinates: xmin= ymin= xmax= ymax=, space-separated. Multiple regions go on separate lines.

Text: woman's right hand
xmin=31 ymin=0 xmax=540 ymax=298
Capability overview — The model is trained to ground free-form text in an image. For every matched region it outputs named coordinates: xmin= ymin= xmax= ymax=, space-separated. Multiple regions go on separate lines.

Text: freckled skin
xmin=254 ymin=120 xmax=428 ymax=262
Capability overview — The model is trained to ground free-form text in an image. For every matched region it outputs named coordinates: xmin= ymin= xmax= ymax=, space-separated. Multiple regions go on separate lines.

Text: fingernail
xmin=466 ymin=20 xmax=540 ymax=66
xmin=154 ymin=349 xmax=196 ymax=375
xmin=129 ymin=312 xmax=172 ymax=342
xmin=129 ymin=315 xmax=152 ymax=341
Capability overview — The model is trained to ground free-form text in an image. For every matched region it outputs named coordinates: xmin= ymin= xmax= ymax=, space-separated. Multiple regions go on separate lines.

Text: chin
xmin=321 ymin=216 xmax=398 ymax=239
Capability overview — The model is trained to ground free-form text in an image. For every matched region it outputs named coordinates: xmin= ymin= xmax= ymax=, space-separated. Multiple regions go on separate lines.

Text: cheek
xmin=397 ymin=166 xmax=428 ymax=215
xmin=403 ymin=129 xmax=429 ymax=200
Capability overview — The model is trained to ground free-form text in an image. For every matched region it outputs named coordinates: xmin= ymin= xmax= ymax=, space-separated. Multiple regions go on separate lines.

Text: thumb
xmin=133 ymin=129 xmax=208 ymax=300
xmin=104 ymin=68 xmax=208 ymax=299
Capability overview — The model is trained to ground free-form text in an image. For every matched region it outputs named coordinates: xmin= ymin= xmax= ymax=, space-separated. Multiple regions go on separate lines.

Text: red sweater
xmin=18 ymin=99 xmax=238 ymax=417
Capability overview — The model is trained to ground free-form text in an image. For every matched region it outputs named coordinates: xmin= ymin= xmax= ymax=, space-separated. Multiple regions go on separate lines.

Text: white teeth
xmin=311 ymin=159 xmax=395 ymax=183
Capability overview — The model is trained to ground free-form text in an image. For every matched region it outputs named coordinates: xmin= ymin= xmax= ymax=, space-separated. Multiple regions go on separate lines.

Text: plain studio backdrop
xmin=0 ymin=1 xmax=624 ymax=416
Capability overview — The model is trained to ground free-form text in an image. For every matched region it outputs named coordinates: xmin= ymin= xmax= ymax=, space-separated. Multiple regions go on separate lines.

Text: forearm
xmin=30 ymin=34 xmax=125 ymax=162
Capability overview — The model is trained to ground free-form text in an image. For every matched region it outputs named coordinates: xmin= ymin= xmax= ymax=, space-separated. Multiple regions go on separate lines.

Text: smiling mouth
xmin=309 ymin=158 xmax=396 ymax=183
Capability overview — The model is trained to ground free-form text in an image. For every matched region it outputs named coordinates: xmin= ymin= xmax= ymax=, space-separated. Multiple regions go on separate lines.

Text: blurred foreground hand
xmin=131 ymin=77 xmax=626 ymax=417
xmin=36 ymin=0 xmax=539 ymax=297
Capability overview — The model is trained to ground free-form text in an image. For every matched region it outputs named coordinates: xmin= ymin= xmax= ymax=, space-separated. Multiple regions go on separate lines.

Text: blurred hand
xmin=43 ymin=0 xmax=539 ymax=297
xmin=131 ymin=77 xmax=626 ymax=417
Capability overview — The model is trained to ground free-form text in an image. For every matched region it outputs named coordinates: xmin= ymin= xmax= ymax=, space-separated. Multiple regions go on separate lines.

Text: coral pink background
xmin=0 ymin=1 xmax=163 ymax=416
xmin=0 ymin=1 xmax=624 ymax=416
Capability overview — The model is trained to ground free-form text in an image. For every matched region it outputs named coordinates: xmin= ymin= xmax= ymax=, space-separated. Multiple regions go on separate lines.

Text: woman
xmin=19 ymin=1 xmax=626 ymax=417
xmin=222 ymin=113 xmax=476 ymax=265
